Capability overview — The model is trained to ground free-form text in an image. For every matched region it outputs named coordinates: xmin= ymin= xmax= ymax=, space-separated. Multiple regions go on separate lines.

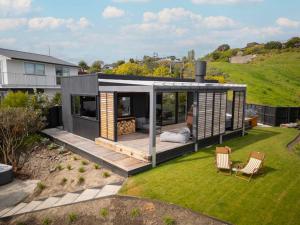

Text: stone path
xmin=42 ymin=128 xmax=151 ymax=177
xmin=0 ymin=184 xmax=122 ymax=219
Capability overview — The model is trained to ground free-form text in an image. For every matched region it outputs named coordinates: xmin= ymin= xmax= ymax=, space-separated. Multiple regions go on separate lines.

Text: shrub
xmin=78 ymin=167 xmax=85 ymax=173
xmin=51 ymin=92 xmax=61 ymax=106
xmin=68 ymin=212 xmax=78 ymax=223
xmin=37 ymin=182 xmax=46 ymax=191
xmin=0 ymin=91 xmax=30 ymax=108
xmin=130 ymin=208 xmax=141 ymax=218
xmin=102 ymin=171 xmax=110 ymax=178
xmin=163 ymin=216 xmax=176 ymax=225
xmin=16 ymin=222 xmax=26 ymax=225
xmin=78 ymin=176 xmax=85 ymax=184
xmin=217 ymin=44 xmax=230 ymax=51
xmin=99 ymin=208 xmax=109 ymax=218
xmin=73 ymin=156 xmax=78 ymax=161
xmin=81 ymin=160 xmax=88 ymax=165
xmin=0 ymin=107 xmax=44 ymax=171
xmin=42 ymin=217 xmax=52 ymax=225
xmin=94 ymin=164 xmax=100 ymax=169
xmin=265 ymin=41 xmax=282 ymax=49
xmin=285 ymin=37 xmax=300 ymax=48
xmin=153 ymin=66 xmax=171 ymax=77
xmin=67 ymin=164 xmax=72 ymax=170
xmin=47 ymin=143 xmax=58 ymax=150
xmin=61 ymin=177 xmax=68 ymax=185
xmin=56 ymin=164 xmax=63 ymax=171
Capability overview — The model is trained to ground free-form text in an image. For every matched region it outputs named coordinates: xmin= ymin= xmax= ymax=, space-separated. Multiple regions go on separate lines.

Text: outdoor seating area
xmin=215 ymin=146 xmax=265 ymax=181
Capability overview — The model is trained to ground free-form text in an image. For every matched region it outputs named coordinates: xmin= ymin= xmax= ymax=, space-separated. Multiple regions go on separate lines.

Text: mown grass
xmin=208 ymin=51 xmax=300 ymax=106
xmin=120 ymin=127 xmax=300 ymax=225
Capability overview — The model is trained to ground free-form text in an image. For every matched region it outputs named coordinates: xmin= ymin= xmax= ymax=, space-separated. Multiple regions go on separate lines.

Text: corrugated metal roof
xmin=98 ymin=78 xmax=246 ymax=88
xmin=0 ymin=48 xmax=78 ymax=67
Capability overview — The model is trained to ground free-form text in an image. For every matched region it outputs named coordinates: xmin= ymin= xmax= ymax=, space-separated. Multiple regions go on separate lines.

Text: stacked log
xmin=117 ymin=118 xmax=136 ymax=135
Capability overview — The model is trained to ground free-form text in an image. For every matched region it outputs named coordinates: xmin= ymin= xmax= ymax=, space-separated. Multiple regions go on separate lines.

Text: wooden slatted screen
xmin=232 ymin=91 xmax=245 ymax=130
xmin=100 ymin=92 xmax=115 ymax=140
xmin=197 ymin=91 xmax=227 ymax=140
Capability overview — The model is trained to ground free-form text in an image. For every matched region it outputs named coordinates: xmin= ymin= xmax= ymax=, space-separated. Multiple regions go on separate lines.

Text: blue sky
xmin=0 ymin=0 xmax=299 ymax=64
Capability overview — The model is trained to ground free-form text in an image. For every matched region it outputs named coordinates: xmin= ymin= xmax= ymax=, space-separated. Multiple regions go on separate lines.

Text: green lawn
xmin=208 ymin=52 xmax=300 ymax=106
xmin=120 ymin=127 xmax=300 ymax=225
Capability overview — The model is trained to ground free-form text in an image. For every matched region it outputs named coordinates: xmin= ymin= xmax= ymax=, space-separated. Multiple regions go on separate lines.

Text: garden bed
xmin=0 ymin=196 xmax=228 ymax=225
xmin=17 ymin=141 xmax=124 ymax=201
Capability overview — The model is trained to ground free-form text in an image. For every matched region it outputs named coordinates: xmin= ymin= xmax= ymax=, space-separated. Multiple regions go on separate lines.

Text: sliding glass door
xmin=178 ymin=92 xmax=187 ymax=123
xmin=162 ymin=93 xmax=176 ymax=125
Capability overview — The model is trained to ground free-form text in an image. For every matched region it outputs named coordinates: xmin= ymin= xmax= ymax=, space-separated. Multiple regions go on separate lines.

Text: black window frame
xmin=71 ymin=95 xmax=98 ymax=120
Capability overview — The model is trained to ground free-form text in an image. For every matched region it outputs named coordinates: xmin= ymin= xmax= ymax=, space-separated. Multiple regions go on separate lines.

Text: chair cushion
xmin=240 ymin=158 xmax=262 ymax=174
xmin=216 ymin=153 xmax=230 ymax=169
xmin=160 ymin=129 xmax=190 ymax=144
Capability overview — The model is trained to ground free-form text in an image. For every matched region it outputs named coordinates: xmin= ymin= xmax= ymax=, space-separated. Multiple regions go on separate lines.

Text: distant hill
xmin=207 ymin=51 xmax=300 ymax=106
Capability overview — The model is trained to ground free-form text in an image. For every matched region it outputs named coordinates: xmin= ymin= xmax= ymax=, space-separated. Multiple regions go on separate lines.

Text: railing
xmin=0 ymin=72 xmax=59 ymax=87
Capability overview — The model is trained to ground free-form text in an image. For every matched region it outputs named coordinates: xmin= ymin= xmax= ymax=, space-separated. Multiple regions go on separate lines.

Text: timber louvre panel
xmin=197 ymin=91 xmax=227 ymax=140
xmin=232 ymin=91 xmax=245 ymax=130
xmin=100 ymin=92 xmax=115 ymax=140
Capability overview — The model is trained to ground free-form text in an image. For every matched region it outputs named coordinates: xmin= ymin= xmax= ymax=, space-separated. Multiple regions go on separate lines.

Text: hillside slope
xmin=208 ymin=52 xmax=300 ymax=106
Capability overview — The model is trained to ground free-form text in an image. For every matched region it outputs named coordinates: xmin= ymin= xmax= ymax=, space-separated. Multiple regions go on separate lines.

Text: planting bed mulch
xmin=16 ymin=141 xmax=124 ymax=201
xmin=0 ymin=196 xmax=229 ymax=225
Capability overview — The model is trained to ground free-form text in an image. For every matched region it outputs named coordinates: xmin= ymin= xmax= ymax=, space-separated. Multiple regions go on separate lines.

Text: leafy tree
xmin=264 ymin=41 xmax=282 ymax=49
xmin=217 ymin=44 xmax=230 ymax=52
xmin=113 ymin=62 xmax=150 ymax=76
xmin=246 ymin=42 xmax=259 ymax=48
xmin=153 ymin=66 xmax=171 ymax=77
xmin=0 ymin=107 xmax=44 ymax=171
xmin=78 ymin=60 xmax=89 ymax=71
xmin=1 ymin=91 xmax=30 ymax=108
xmin=129 ymin=58 xmax=135 ymax=63
xmin=285 ymin=37 xmax=300 ymax=48
xmin=116 ymin=60 xmax=125 ymax=66
xmin=188 ymin=50 xmax=195 ymax=61
xmin=51 ymin=92 xmax=62 ymax=106
xmin=88 ymin=60 xmax=103 ymax=73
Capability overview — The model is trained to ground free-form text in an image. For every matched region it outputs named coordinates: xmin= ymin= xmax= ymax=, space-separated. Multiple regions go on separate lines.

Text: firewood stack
xmin=117 ymin=118 xmax=136 ymax=135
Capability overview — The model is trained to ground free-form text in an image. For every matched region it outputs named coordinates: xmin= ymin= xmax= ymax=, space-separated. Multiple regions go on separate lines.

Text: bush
xmin=99 ymin=208 xmax=109 ymax=218
xmin=0 ymin=91 xmax=30 ymax=108
xmin=217 ymin=44 xmax=230 ymax=51
xmin=56 ymin=164 xmax=63 ymax=171
xmin=94 ymin=164 xmax=100 ymax=169
xmin=265 ymin=41 xmax=282 ymax=49
xmin=81 ymin=160 xmax=88 ymax=165
xmin=102 ymin=171 xmax=110 ymax=178
xmin=37 ymin=182 xmax=46 ymax=191
xmin=163 ymin=216 xmax=176 ymax=225
xmin=42 ymin=217 xmax=52 ymax=225
xmin=0 ymin=107 xmax=44 ymax=170
xmin=61 ymin=177 xmax=68 ymax=185
xmin=130 ymin=208 xmax=141 ymax=218
xmin=51 ymin=92 xmax=61 ymax=106
xmin=67 ymin=164 xmax=72 ymax=170
xmin=78 ymin=176 xmax=85 ymax=184
xmin=285 ymin=37 xmax=300 ymax=48
xmin=78 ymin=167 xmax=85 ymax=173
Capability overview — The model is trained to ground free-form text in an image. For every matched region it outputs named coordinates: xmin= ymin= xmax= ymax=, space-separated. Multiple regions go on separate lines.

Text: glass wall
xmin=71 ymin=95 xmax=97 ymax=119
xmin=162 ymin=93 xmax=176 ymax=125
xmin=178 ymin=92 xmax=187 ymax=123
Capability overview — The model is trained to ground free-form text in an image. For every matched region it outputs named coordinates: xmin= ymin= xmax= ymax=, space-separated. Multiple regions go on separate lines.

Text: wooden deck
xmin=95 ymin=123 xmax=194 ymax=162
xmin=42 ymin=128 xmax=152 ymax=177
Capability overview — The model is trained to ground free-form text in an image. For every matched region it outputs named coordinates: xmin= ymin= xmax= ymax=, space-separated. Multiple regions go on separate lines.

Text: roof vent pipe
xmin=195 ymin=60 xmax=207 ymax=83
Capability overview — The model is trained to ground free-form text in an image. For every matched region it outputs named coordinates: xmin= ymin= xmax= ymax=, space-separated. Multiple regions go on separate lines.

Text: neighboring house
xmin=61 ymin=61 xmax=246 ymax=167
xmin=0 ymin=48 xmax=79 ymax=99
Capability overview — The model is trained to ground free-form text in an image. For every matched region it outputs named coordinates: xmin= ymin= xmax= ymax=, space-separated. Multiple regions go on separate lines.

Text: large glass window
xmin=118 ymin=96 xmax=131 ymax=117
xmin=71 ymin=95 xmax=97 ymax=119
xmin=162 ymin=93 xmax=176 ymax=125
xmin=24 ymin=62 xmax=45 ymax=75
xmin=56 ymin=66 xmax=70 ymax=85
xmin=178 ymin=92 xmax=187 ymax=123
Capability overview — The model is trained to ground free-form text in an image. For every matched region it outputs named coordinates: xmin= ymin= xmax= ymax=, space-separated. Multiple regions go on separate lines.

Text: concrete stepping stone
xmin=96 ymin=185 xmax=121 ymax=198
xmin=16 ymin=201 xmax=42 ymax=214
xmin=35 ymin=197 xmax=60 ymax=211
xmin=0 ymin=207 xmax=13 ymax=217
xmin=2 ymin=202 xmax=27 ymax=217
xmin=54 ymin=193 xmax=80 ymax=207
xmin=74 ymin=189 xmax=101 ymax=203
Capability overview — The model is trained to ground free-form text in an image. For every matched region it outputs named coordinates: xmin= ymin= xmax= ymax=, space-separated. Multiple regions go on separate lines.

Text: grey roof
xmin=0 ymin=48 xmax=78 ymax=67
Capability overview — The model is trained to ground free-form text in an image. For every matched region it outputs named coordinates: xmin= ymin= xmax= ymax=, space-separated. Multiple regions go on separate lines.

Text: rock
xmin=49 ymin=167 xmax=56 ymax=173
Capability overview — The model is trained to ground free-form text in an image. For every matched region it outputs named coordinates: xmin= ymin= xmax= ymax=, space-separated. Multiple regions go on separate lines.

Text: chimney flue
xmin=195 ymin=60 xmax=206 ymax=83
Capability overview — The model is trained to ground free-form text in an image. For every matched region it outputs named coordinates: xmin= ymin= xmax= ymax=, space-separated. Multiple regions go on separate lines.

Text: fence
xmin=245 ymin=104 xmax=300 ymax=126
xmin=46 ymin=106 xmax=62 ymax=128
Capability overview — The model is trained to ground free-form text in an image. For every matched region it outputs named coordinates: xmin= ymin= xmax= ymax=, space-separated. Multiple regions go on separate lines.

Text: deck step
xmin=35 ymin=197 xmax=61 ymax=211
xmin=74 ymin=188 xmax=101 ymax=203
xmin=2 ymin=202 xmax=27 ymax=217
xmin=53 ymin=193 xmax=80 ymax=207
xmin=96 ymin=185 xmax=121 ymax=198
xmin=16 ymin=201 xmax=42 ymax=214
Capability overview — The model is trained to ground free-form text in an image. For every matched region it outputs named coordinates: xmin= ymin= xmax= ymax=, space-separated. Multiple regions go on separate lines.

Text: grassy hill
xmin=207 ymin=51 xmax=300 ymax=106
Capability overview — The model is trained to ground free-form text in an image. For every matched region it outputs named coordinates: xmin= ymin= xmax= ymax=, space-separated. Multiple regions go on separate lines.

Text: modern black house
xmin=61 ymin=61 xmax=246 ymax=167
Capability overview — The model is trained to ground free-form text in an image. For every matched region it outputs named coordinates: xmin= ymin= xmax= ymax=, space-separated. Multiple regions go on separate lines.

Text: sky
xmin=0 ymin=0 xmax=299 ymax=64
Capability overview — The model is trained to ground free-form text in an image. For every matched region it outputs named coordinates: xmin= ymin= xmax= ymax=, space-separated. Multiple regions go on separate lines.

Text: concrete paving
xmin=35 ymin=197 xmax=60 ymax=210
xmin=2 ymin=202 xmax=27 ymax=217
xmin=54 ymin=193 xmax=80 ymax=207
xmin=0 ymin=179 xmax=40 ymax=211
xmin=17 ymin=201 xmax=42 ymax=214
xmin=96 ymin=185 xmax=121 ymax=198
xmin=74 ymin=189 xmax=101 ymax=203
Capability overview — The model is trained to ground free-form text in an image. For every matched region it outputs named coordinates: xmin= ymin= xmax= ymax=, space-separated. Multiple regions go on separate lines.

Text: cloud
xmin=0 ymin=0 xmax=32 ymax=15
xmin=102 ymin=6 xmax=125 ymax=18
xmin=0 ymin=18 xmax=27 ymax=31
xmin=0 ymin=37 xmax=16 ymax=45
xmin=276 ymin=17 xmax=300 ymax=28
xmin=191 ymin=0 xmax=263 ymax=4
xmin=27 ymin=17 xmax=90 ymax=30
xmin=202 ymin=16 xmax=236 ymax=28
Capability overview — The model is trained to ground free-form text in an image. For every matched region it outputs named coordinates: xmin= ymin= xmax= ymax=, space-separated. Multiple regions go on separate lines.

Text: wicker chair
xmin=215 ymin=147 xmax=232 ymax=175
xmin=235 ymin=151 xmax=265 ymax=181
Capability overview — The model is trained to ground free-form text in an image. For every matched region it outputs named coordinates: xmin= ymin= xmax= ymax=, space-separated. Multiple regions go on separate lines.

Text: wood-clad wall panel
xmin=232 ymin=91 xmax=245 ymax=130
xmin=100 ymin=92 xmax=115 ymax=140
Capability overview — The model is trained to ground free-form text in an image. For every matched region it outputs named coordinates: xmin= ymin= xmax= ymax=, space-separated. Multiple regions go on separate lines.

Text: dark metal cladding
xmin=195 ymin=60 xmax=207 ymax=83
